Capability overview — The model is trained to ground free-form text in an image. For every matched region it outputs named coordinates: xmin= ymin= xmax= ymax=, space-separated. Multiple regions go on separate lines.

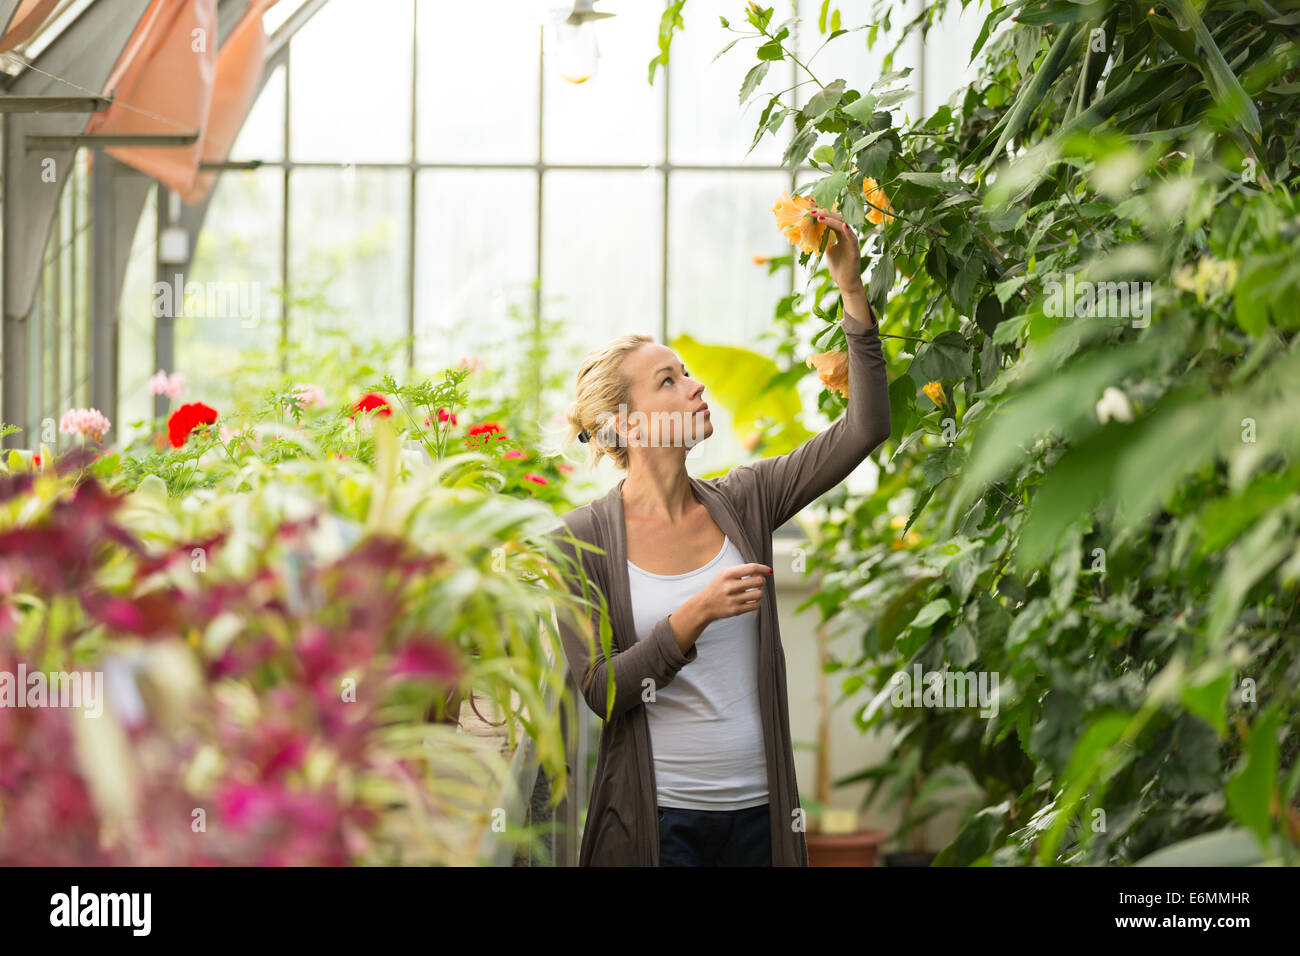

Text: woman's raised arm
xmin=734 ymin=300 xmax=891 ymax=531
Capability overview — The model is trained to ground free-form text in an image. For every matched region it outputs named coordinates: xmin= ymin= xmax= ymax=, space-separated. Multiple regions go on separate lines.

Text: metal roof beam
xmin=0 ymin=92 xmax=109 ymax=111
xmin=26 ymin=130 xmax=199 ymax=150
xmin=268 ymin=0 xmax=330 ymax=60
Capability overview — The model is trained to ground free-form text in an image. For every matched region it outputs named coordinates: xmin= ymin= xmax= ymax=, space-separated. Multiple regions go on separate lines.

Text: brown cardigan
xmin=546 ymin=307 xmax=890 ymax=865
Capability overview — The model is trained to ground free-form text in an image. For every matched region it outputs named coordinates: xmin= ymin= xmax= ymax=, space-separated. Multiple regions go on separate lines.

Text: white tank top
xmin=627 ymin=535 xmax=769 ymax=811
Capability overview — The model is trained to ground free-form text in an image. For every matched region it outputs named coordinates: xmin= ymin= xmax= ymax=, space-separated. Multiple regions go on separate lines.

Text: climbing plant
xmin=655 ymin=0 xmax=1300 ymax=864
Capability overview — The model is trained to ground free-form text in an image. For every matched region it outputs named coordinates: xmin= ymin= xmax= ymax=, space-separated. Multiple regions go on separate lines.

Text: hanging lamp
xmin=548 ymin=0 xmax=614 ymax=84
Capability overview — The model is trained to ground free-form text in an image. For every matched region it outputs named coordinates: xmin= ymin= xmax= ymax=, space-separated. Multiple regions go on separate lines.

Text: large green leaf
xmin=978 ymin=22 xmax=1083 ymax=171
xmin=945 ymin=329 xmax=1170 ymax=532
xmin=1133 ymin=826 xmax=1282 ymax=866
xmin=1224 ymin=703 xmax=1284 ymax=846
xmin=1166 ymin=0 xmax=1263 ymax=141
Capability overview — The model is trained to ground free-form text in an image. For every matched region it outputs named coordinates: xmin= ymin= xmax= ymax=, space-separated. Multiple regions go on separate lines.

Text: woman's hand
xmin=695 ymin=563 xmax=772 ymax=621
xmin=669 ymin=563 xmax=773 ymax=646
xmin=812 ymin=203 xmax=875 ymax=329
xmin=811 ymin=204 xmax=864 ymax=294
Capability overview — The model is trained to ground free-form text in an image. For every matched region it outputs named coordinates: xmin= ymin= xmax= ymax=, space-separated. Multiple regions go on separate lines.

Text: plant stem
xmin=863 ymin=196 xmax=946 ymax=237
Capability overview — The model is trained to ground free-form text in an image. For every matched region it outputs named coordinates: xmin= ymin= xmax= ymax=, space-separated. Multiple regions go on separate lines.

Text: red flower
xmin=167 ymin=402 xmax=219 ymax=448
xmin=523 ymin=473 xmax=548 ymax=486
xmin=351 ymin=393 xmax=392 ymax=418
xmin=32 ymin=455 xmax=40 ymax=468
xmin=467 ymin=422 xmax=504 ymax=438
xmin=423 ymin=407 xmax=458 ymax=428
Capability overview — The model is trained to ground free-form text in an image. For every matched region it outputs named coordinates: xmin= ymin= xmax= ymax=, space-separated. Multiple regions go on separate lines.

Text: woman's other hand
xmin=669 ymin=563 xmax=773 ymax=647
xmin=692 ymin=563 xmax=772 ymax=623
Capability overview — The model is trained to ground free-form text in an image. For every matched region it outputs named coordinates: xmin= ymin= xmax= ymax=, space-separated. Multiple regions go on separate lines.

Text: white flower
xmin=1095 ymin=386 xmax=1134 ymax=424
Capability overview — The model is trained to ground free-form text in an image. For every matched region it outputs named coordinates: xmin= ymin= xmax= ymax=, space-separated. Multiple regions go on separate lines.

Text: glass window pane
xmin=118 ymin=191 xmax=160 ymax=450
xmin=919 ymin=3 xmax=988 ymax=116
xmin=542 ymin=168 xmax=663 ymax=347
xmin=666 ymin=171 xmax=794 ymax=476
xmin=413 ymin=169 xmax=537 ymax=369
xmin=289 ymin=0 xmax=413 ymax=162
xmin=417 ymin=0 xmax=539 ymax=163
xmin=668 ymin=171 xmax=792 ymax=344
xmin=229 ymin=62 xmax=284 ymax=163
xmin=289 ymin=168 xmax=410 ymax=351
xmin=74 ymin=164 xmax=90 ymax=410
xmin=542 ymin=2 xmax=664 ymax=164
xmin=668 ymin=0 xmax=790 ymax=167
xmin=176 ymin=170 xmax=285 ymax=412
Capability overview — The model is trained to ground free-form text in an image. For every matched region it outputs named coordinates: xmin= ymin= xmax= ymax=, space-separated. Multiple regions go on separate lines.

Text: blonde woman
xmin=546 ymin=206 xmax=890 ymax=866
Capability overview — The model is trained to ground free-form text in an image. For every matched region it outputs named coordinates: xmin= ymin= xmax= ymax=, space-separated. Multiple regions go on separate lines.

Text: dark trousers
xmin=657 ymin=803 xmax=772 ymax=866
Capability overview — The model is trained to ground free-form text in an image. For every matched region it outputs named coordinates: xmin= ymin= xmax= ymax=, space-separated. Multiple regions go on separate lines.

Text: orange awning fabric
xmin=85 ymin=0 xmax=219 ymax=195
xmin=0 ymin=0 xmax=62 ymax=53
xmin=182 ymin=0 xmax=279 ymax=205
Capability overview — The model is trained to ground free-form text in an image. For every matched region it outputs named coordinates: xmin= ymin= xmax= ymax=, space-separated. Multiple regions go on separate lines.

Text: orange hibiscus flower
xmin=771 ymin=191 xmax=837 ymax=255
xmin=862 ymin=176 xmax=894 ymax=225
xmin=806 ymin=350 xmax=850 ymax=399
xmin=922 ymin=381 xmax=946 ymax=407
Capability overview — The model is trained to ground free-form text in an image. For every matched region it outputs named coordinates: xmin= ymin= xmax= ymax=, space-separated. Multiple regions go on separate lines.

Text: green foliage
xmin=657 ymin=0 xmax=1300 ymax=864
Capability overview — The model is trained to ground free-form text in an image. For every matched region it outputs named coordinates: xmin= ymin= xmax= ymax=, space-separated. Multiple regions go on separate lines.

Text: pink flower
xmin=58 ymin=407 xmax=111 ymax=443
xmin=390 ymin=637 xmax=461 ymax=682
xmin=504 ymin=449 xmax=527 ymax=460
xmin=218 ymin=424 xmax=260 ymax=448
xmin=523 ymin=473 xmax=548 ymax=486
xmin=147 ymin=369 xmax=186 ymax=399
xmin=290 ymin=383 xmax=327 ymax=410
xmin=557 ymin=462 xmax=574 ymax=474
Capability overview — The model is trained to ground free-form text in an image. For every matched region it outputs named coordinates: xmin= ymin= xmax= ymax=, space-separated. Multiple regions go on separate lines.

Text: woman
xmin=546 ymin=205 xmax=891 ymax=866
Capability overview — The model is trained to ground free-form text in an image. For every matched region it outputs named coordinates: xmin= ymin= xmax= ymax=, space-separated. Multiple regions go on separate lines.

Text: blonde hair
xmin=564 ymin=333 xmax=655 ymax=471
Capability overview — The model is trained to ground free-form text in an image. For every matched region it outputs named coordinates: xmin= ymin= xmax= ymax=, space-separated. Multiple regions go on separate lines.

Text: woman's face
xmin=612 ymin=342 xmax=713 ymax=451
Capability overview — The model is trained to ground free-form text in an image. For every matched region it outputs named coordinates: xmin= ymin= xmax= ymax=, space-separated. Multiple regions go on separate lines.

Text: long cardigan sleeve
xmin=545 ymin=515 xmax=696 ymax=722
xmin=715 ymin=305 xmax=891 ymax=529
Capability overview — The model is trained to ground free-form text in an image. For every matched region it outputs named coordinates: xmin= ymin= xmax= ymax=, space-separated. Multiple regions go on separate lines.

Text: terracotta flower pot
xmin=806 ymin=828 xmax=887 ymax=866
